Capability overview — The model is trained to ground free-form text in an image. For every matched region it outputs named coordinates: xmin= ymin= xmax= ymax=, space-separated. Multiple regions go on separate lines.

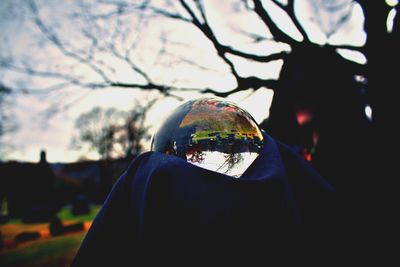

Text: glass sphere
xmin=151 ymin=97 xmax=264 ymax=178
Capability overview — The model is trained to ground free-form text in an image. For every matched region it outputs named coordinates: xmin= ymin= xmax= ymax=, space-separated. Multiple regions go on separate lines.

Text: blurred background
xmin=0 ymin=0 xmax=397 ymax=266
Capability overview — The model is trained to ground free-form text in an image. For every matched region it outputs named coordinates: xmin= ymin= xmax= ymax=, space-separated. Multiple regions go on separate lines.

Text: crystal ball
xmin=151 ymin=97 xmax=264 ymax=178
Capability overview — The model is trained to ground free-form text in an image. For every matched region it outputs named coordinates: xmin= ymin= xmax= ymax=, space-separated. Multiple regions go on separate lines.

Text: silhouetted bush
xmin=15 ymin=231 xmax=40 ymax=243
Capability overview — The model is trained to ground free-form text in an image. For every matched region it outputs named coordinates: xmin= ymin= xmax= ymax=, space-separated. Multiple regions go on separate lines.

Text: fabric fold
xmin=72 ymin=133 xmax=336 ymax=266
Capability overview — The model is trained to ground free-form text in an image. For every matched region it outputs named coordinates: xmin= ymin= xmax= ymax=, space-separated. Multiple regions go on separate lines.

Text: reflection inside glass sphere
xmin=151 ymin=97 xmax=264 ymax=178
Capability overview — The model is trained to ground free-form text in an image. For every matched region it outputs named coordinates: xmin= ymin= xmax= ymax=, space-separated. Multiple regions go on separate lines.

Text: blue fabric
xmin=72 ymin=133 xmax=336 ymax=265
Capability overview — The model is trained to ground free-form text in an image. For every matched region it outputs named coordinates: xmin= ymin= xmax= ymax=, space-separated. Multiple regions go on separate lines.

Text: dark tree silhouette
xmin=0 ymin=83 xmax=11 ymax=141
xmin=0 ymin=1 xmax=368 ymax=98
xmin=356 ymin=0 xmax=399 ymax=240
xmin=0 ymin=83 xmax=16 ymax=159
xmin=72 ymin=103 xmax=152 ymax=160
xmin=73 ymin=107 xmax=127 ymax=160
xmin=122 ymin=99 xmax=155 ymax=160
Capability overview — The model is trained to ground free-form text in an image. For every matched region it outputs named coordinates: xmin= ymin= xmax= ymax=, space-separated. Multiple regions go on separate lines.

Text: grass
xmin=57 ymin=205 xmax=101 ymax=222
xmin=1 ymin=222 xmax=49 ymax=239
xmin=191 ymin=128 xmax=261 ymax=142
xmin=0 ymin=232 xmax=85 ymax=267
xmin=1 ymin=205 xmax=101 ymax=238
xmin=0 ymin=205 xmax=102 ymax=267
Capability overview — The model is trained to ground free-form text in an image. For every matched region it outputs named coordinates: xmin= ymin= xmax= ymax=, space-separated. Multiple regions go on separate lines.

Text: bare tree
xmin=0 ymin=84 xmax=12 ymax=138
xmin=0 ymin=1 xmax=390 ymax=118
xmin=0 ymin=83 xmax=17 ymax=159
xmin=72 ymin=103 xmax=152 ymax=160
xmin=122 ymin=99 xmax=156 ymax=159
xmin=0 ymin=0 xmax=397 ymax=168
xmin=72 ymin=107 xmax=126 ymax=160
xmin=0 ymin=1 xmax=362 ymax=95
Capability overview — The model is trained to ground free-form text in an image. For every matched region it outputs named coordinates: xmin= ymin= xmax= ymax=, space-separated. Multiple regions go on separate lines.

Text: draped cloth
xmin=71 ymin=133 xmax=337 ymax=265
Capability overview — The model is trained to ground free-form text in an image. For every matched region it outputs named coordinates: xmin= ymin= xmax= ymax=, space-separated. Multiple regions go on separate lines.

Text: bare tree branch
xmin=14 ymin=83 xmax=72 ymax=95
xmin=179 ymin=0 xmax=242 ymax=83
xmin=1 ymin=0 xmax=367 ymax=112
xmin=270 ymin=0 xmax=286 ymax=9
xmin=252 ymin=0 xmax=300 ymax=44
xmin=0 ymin=83 xmax=12 ymax=94
xmin=229 ymin=26 xmax=274 ymax=43
xmin=281 ymin=0 xmax=310 ymax=41
xmin=149 ymin=6 xmax=192 ymax=22
xmin=225 ymin=48 xmax=289 ymax=62
xmin=107 ymin=44 xmax=152 ymax=83
xmin=75 ymin=0 xmax=150 ymax=20
xmin=179 ymin=0 xmax=284 ymax=95
xmin=0 ymin=0 xmax=284 ymax=102
xmin=1 ymin=61 xmax=82 ymax=84
xmin=330 ymin=44 xmax=366 ymax=52
xmin=203 ymin=77 xmax=278 ymax=97
xmin=29 ymin=0 xmax=111 ymax=83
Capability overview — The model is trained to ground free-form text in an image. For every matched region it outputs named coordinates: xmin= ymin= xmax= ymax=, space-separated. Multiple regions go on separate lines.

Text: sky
xmin=0 ymin=0 xmax=383 ymax=163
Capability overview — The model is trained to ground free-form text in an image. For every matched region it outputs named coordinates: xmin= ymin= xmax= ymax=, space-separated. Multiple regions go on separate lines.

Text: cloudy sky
xmin=0 ymin=0 xmax=373 ymax=163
